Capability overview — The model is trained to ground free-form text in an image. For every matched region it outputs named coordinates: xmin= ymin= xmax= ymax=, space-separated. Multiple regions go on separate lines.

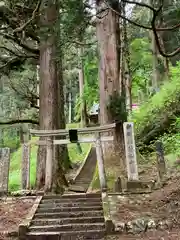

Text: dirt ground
xmin=107 ymin=161 xmax=180 ymax=240
xmin=111 ymin=177 xmax=180 ymax=222
xmin=107 ymin=230 xmax=180 ymax=239
xmin=0 ymin=197 xmax=34 ymax=239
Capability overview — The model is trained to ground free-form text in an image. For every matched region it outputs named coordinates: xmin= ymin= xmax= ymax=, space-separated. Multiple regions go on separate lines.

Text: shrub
xmin=132 ymin=62 xmax=180 ymax=144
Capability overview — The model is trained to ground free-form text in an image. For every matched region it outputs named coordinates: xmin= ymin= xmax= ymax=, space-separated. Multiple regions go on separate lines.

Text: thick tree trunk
xmin=122 ymin=1 xmax=132 ymax=114
xmin=119 ymin=14 xmax=124 ymax=94
xmin=53 ymin=55 xmax=69 ymax=193
xmin=96 ymin=1 xmax=120 ymax=123
xmin=96 ymin=0 xmax=126 ymax=171
xmin=36 ymin=0 xmax=68 ymax=191
xmin=158 ymin=0 xmax=170 ymax=80
xmin=36 ymin=65 xmax=40 ymax=107
xmin=149 ymin=0 xmax=159 ymax=91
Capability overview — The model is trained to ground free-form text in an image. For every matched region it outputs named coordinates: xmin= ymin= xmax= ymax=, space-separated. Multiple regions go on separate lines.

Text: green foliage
xmin=130 ymin=38 xmax=152 ymax=72
xmin=2 ymin=132 xmax=20 ymax=150
xmin=90 ymin=165 xmax=116 ymax=191
xmin=83 ymin=53 xmax=99 ymax=109
xmin=130 ymin=38 xmax=152 ymax=98
xmin=160 ymin=117 xmax=180 ymax=156
xmin=74 ymin=96 xmax=81 ymax=122
xmin=0 ymin=127 xmax=20 ymax=150
xmin=132 ymin=61 xmax=180 ymax=159
xmin=0 ymin=64 xmax=37 ymax=149
xmin=75 ymin=45 xmax=99 ymax=120
xmin=9 ymin=144 xmax=38 ymax=191
xmin=107 ymin=92 xmax=127 ymax=122
xmin=130 ymin=37 xmax=165 ymax=100
xmin=60 ymin=0 xmax=91 ymax=49
xmin=133 ymin=62 xmax=180 ymax=138
xmin=161 ymin=133 xmax=180 ymax=156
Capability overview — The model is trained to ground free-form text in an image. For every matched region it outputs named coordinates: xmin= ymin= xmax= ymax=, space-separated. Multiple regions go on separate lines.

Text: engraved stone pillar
xmin=155 ymin=140 xmax=166 ymax=181
xmin=0 ymin=148 xmax=10 ymax=193
xmin=22 ymin=143 xmax=31 ymax=189
xmin=123 ymin=122 xmax=139 ymax=181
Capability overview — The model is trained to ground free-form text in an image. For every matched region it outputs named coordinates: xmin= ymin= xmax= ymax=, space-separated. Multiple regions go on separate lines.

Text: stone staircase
xmin=68 ymin=147 xmax=97 ymax=193
xmin=26 ymin=193 xmax=106 ymax=239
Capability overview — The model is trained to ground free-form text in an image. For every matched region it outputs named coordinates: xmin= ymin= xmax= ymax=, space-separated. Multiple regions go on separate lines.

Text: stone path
xmin=25 ymin=193 xmax=106 ymax=239
xmin=67 ymin=146 xmax=97 ymax=193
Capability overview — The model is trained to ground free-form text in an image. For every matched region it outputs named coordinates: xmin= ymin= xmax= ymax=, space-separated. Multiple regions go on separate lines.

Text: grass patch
xmin=132 ymin=64 xmax=180 ymax=139
xmin=165 ymin=153 xmax=178 ymax=167
xmin=8 ymin=123 xmax=90 ymax=191
xmin=90 ymin=165 xmax=115 ymax=191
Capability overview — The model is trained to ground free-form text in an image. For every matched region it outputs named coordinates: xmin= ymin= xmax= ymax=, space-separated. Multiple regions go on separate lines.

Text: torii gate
xmin=23 ymin=123 xmax=116 ymax=192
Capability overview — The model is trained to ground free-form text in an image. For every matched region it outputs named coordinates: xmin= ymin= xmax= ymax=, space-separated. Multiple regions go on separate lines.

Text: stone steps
xmin=66 ymin=147 xmax=97 ymax=193
xmin=26 ymin=193 xmax=106 ymax=239
xmin=36 ymin=205 xmax=103 ymax=213
xmin=41 ymin=197 xmax=102 ymax=204
xmin=38 ymin=201 xmax=102 ymax=208
xmin=34 ymin=210 xmax=104 ymax=219
xmin=29 ymin=223 xmax=105 ymax=232
xmin=26 ymin=229 xmax=106 ymax=240
xmin=31 ymin=216 xmax=105 ymax=226
xmin=43 ymin=193 xmax=101 ymax=199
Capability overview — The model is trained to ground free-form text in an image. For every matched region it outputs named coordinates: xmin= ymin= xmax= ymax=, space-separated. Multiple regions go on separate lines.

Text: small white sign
xmin=123 ymin=122 xmax=139 ymax=181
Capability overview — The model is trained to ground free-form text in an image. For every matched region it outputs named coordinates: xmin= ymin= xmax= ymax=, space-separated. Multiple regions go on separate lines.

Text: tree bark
xmin=122 ymin=1 xmax=132 ymax=114
xmin=119 ymin=9 xmax=124 ymax=94
xmin=53 ymin=53 xmax=69 ymax=193
xmin=96 ymin=0 xmax=126 ymax=171
xmin=36 ymin=0 xmax=68 ymax=191
xmin=158 ymin=0 xmax=170 ymax=79
xmin=150 ymin=0 xmax=159 ymax=91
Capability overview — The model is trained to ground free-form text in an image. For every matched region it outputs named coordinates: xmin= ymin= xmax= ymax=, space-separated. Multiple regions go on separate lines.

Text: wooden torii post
xmin=27 ymin=123 xmax=116 ymax=192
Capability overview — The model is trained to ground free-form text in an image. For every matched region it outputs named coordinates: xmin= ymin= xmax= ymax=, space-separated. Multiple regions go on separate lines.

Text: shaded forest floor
xmin=0 ymin=197 xmax=34 ymax=239
xmin=107 ymin=230 xmax=180 ymax=240
xmin=107 ymin=158 xmax=180 ymax=239
xmin=108 ymin=177 xmax=180 ymax=239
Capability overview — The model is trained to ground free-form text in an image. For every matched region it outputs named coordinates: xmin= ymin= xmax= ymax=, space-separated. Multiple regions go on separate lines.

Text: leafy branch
xmin=151 ymin=6 xmax=180 ymax=57
xmin=0 ymin=56 xmax=26 ymax=71
xmin=102 ymin=0 xmax=180 ymax=57
xmin=13 ymin=0 xmax=41 ymax=33
xmin=0 ymin=32 xmax=39 ymax=55
xmin=8 ymin=75 xmax=39 ymax=109
xmin=0 ymin=119 xmax=38 ymax=125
